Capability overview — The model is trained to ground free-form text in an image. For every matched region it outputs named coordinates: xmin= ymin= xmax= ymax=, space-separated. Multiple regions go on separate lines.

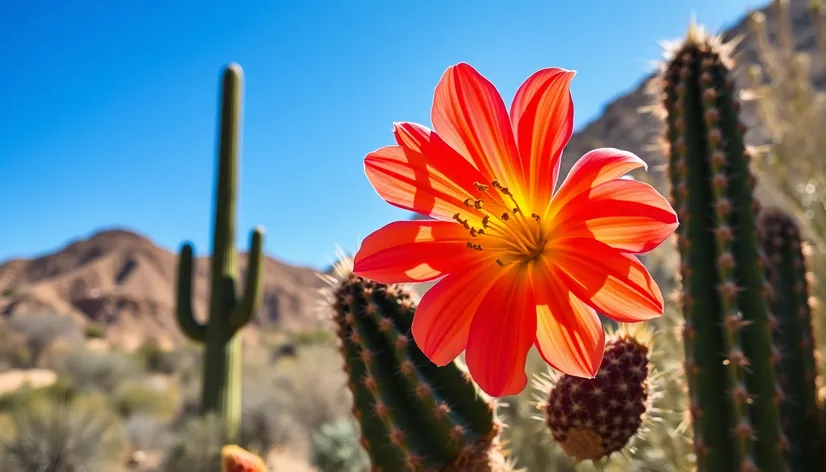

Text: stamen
xmin=460 ymin=177 xmax=549 ymax=265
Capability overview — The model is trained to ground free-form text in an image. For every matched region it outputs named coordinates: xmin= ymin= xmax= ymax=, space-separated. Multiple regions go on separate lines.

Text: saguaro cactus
xmin=659 ymin=26 xmax=784 ymax=471
xmin=758 ymin=209 xmax=821 ymax=470
xmin=327 ymin=257 xmax=509 ymax=472
xmin=176 ymin=63 xmax=264 ymax=444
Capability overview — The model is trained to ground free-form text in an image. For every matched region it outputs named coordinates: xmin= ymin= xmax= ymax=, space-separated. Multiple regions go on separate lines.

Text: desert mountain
xmin=557 ymin=0 xmax=821 ymax=199
xmin=0 ymin=229 xmax=328 ymax=348
xmin=1 ymin=1 xmax=816 ymax=346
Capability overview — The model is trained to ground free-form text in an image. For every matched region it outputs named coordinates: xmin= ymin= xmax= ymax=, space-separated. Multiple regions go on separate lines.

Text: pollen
xmin=455 ymin=179 xmax=549 ymax=267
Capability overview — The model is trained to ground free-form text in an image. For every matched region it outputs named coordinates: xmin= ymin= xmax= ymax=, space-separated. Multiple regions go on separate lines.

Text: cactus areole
xmin=175 ymin=64 xmax=265 ymax=444
xmin=351 ymin=62 xmax=677 ymax=398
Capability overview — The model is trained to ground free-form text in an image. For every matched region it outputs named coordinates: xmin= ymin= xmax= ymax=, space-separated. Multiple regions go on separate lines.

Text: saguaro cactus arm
xmin=230 ymin=227 xmax=265 ymax=332
xmin=176 ymin=242 xmax=206 ymax=342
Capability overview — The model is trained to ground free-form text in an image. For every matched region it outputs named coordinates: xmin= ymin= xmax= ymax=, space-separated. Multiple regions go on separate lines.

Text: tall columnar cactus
xmin=758 ymin=209 xmax=821 ymax=470
xmin=176 ymin=63 xmax=264 ymax=444
xmin=660 ymin=26 xmax=784 ymax=471
xmin=327 ymin=257 xmax=510 ymax=472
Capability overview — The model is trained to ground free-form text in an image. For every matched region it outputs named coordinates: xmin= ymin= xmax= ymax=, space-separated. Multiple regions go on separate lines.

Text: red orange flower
xmin=353 ymin=63 xmax=678 ymax=397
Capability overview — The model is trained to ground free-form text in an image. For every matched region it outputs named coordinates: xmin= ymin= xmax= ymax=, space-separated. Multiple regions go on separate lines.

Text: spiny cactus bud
xmin=221 ymin=445 xmax=267 ymax=472
xmin=539 ymin=325 xmax=651 ymax=462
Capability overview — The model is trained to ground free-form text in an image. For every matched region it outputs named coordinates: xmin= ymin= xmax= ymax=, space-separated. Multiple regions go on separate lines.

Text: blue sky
xmin=1 ymin=0 xmax=764 ymax=270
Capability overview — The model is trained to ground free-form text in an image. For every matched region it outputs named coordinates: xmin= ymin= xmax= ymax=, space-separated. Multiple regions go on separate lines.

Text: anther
xmin=474 ymin=200 xmax=483 ymax=209
xmin=501 ymin=213 xmax=510 ymax=221
xmin=496 ymin=259 xmax=505 ymax=266
xmin=531 ymin=213 xmax=541 ymax=221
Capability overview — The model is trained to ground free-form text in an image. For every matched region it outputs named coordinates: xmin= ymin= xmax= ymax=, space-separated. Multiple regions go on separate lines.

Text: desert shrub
xmin=124 ymin=413 xmax=172 ymax=452
xmin=83 ymin=322 xmax=106 ymax=339
xmin=311 ymin=418 xmax=369 ymax=472
xmin=159 ymin=414 xmax=225 ymax=472
xmin=113 ymin=379 xmax=180 ymax=421
xmin=0 ymin=392 xmax=128 ymax=472
xmin=0 ymin=378 xmax=76 ymax=412
xmin=137 ymin=339 xmax=174 ymax=373
xmin=0 ymin=322 xmax=32 ymax=370
xmin=56 ymin=348 xmax=139 ymax=394
xmin=288 ymin=328 xmax=335 ymax=346
xmin=8 ymin=312 xmax=81 ymax=366
xmin=269 ymin=345 xmax=352 ymax=435
xmin=239 ymin=378 xmax=302 ymax=454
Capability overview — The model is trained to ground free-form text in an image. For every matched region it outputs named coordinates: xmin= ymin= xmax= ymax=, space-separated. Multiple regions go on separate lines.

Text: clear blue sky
xmin=1 ymin=0 xmax=763 ymax=270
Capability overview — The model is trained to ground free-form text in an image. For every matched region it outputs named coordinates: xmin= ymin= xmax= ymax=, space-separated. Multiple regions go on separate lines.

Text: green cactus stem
xmin=538 ymin=325 xmax=652 ymax=463
xmin=660 ymin=25 xmax=784 ymax=471
xmin=327 ymin=257 xmax=510 ymax=472
xmin=759 ymin=209 xmax=820 ymax=470
xmin=175 ymin=63 xmax=264 ymax=444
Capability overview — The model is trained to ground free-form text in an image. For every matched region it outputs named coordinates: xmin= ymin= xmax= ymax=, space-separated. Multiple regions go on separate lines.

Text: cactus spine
xmin=661 ymin=27 xmax=784 ymax=471
xmin=759 ymin=209 xmax=821 ymax=470
xmin=176 ymin=63 xmax=264 ymax=444
xmin=328 ymin=258 xmax=509 ymax=472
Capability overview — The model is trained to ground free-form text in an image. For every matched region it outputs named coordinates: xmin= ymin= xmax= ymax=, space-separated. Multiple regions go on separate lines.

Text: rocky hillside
xmin=558 ymin=0 xmax=822 ymax=200
xmin=0 ymin=229 xmax=328 ymax=348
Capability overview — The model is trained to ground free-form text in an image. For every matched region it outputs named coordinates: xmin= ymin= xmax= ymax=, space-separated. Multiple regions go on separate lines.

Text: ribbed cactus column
xmin=759 ymin=209 xmax=820 ymax=471
xmin=661 ymin=27 xmax=783 ymax=471
xmin=175 ymin=63 xmax=264 ymax=444
xmin=328 ymin=258 xmax=509 ymax=472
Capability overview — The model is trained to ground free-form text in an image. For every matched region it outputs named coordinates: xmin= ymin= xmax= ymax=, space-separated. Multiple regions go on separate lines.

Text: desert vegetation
xmin=5 ymin=1 xmax=826 ymax=471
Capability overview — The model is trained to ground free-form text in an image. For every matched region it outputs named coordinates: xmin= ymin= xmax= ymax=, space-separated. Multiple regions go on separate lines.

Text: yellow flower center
xmin=454 ymin=180 xmax=548 ymax=267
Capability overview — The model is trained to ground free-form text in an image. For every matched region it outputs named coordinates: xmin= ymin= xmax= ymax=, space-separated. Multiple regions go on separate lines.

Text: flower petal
xmin=533 ymin=260 xmax=604 ymax=377
xmin=465 ymin=266 xmax=536 ymax=397
xmin=550 ymin=148 xmax=647 ymax=217
xmin=551 ymin=179 xmax=678 ymax=253
xmin=431 ymin=63 xmax=520 ymax=188
xmin=510 ymin=68 xmax=575 ymax=206
xmin=412 ymin=258 xmax=500 ymax=366
xmin=353 ymin=220 xmax=480 ymax=284
xmin=551 ymin=239 xmax=664 ymax=322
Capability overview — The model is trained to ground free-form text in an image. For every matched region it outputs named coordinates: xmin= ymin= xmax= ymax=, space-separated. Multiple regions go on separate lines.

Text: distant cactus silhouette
xmin=176 ymin=63 xmax=264 ymax=444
